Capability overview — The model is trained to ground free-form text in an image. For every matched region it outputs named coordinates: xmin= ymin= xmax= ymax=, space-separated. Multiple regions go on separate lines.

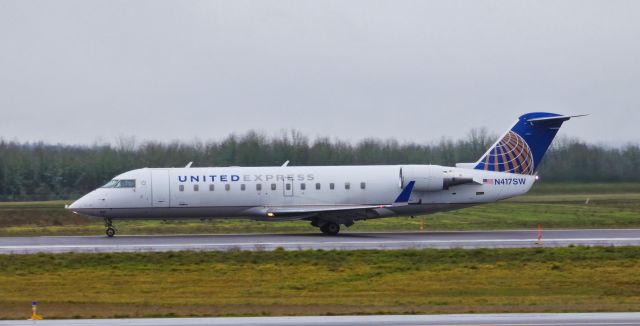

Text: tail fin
xmin=469 ymin=112 xmax=583 ymax=175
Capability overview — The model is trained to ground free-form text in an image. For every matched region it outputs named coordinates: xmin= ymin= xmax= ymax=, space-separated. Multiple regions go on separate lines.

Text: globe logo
xmin=481 ymin=131 xmax=534 ymax=175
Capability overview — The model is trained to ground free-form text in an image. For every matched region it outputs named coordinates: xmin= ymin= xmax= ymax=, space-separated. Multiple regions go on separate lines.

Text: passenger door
xmin=151 ymin=169 xmax=170 ymax=207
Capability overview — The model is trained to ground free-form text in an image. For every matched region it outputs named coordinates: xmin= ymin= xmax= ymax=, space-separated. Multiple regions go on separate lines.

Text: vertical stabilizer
xmin=469 ymin=112 xmax=582 ymax=175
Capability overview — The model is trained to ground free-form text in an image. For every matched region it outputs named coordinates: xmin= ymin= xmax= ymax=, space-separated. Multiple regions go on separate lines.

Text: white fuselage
xmin=68 ymin=164 xmax=535 ymax=221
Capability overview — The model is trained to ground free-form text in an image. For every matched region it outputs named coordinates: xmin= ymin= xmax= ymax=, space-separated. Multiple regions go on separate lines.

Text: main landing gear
xmin=311 ymin=219 xmax=349 ymax=236
xmin=105 ymin=218 xmax=117 ymax=237
xmin=320 ymin=222 xmax=340 ymax=236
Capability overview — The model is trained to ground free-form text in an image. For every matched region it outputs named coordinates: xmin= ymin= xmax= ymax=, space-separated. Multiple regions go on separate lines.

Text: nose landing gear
xmin=105 ymin=218 xmax=117 ymax=237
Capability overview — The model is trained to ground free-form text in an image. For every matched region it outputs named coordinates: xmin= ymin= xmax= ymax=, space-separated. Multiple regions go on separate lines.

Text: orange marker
xmin=537 ymin=224 xmax=542 ymax=244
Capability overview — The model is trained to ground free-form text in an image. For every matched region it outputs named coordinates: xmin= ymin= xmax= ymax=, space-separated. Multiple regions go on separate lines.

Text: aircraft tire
xmin=320 ymin=222 xmax=340 ymax=235
xmin=106 ymin=227 xmax=116 ymax=237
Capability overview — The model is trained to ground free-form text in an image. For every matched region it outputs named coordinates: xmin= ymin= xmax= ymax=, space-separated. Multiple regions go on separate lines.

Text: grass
xmin=1 ymin=246 xmax=640 ymax=319
xmin=1 ymin=183 xmax=639 ymax=236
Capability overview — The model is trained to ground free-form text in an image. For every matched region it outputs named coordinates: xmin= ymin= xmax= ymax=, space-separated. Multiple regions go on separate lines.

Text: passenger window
xmin=316 ymin=183 xmax=321 ymax=190
xmin=271 ymin=183 xmax=276 ymax=191
xmin=256 ymin=184 xmax=262 ymax=191
xmin=360 ymin=182 xmax=366 ymax=190
xmin=241 ymin=184 xmax=246 ymax=191
xmin=329 ymin=183 xmax=335 ymax=190
xmin=194 ymin=184 xmax=199 ymax=191
xmin=209 ymin=184 xmax=214 ymax=191
xmin=345 ymin=182 xmax=350 ymax=190
xmin=286 ymin=183 xmax=291 ymax=191
xmin=179 ymin=185 xmax=184 ymax=192
xmin=300 ymin=183 xmax=306 ymax=190
xmin=225 ymin=184 xmax=230 ymax=191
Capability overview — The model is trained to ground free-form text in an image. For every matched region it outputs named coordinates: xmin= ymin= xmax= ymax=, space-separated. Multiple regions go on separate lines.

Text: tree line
xmin=1 ymin=129 xmax=638 ymax=200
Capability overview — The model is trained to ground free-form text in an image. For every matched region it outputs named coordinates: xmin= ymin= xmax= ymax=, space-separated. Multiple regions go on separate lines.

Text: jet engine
xmin=400 ymin=165 xmax=475 ymax=191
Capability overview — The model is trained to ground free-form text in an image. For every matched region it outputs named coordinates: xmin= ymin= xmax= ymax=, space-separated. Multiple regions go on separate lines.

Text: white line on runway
xmin=31 ymin=228 xmax=640 ymax=238
xmin=1 ymin=237 xmax=639 ymax=255
xmin=255 ymin=322 xmax=629 ymax=325
xmin=2 ymin=314 xmax=640 ymax=326
xmin=1 ymin=237 xmax=639 ymax=249
xmin=401 ymin=324 xmax=639 ymax=326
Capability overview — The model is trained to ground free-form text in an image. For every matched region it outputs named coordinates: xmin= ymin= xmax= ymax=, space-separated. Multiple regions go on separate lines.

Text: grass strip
xmin=1 ymin=246 xmax=640 ymax=319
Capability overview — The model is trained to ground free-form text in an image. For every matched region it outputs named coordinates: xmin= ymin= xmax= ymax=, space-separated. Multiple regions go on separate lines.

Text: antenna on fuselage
xmin=185 ymin=162 xmax=193 ymax=168
xmin=281 ymin=160 xmax=290 ymax=167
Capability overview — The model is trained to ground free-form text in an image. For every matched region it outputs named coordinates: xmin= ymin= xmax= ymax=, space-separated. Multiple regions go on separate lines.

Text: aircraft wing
xmin=243 ymin=204 xmax=392 ymax=221
xmin=267 ymin=204 xmax=386 ymax=215
xmin=245 ymin=181 xmax=418 ymax=223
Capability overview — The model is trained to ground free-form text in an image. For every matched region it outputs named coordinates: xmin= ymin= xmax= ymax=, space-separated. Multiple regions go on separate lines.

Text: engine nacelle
xmin=400 ymin=165 xmax=445 ymax=192
xmin=400 ymin=165 xmax=476 ymax=192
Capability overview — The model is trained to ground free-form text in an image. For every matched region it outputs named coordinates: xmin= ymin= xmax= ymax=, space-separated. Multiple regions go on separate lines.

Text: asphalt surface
xmin=2 ymin=313 xmax=640 ymax=325
xmin=1 ymin=229 xmax=640 ymax=254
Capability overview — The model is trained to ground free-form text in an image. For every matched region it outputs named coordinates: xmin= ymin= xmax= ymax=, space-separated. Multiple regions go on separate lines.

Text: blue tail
xmin=474 ymin=112 xmax=578 ymax=175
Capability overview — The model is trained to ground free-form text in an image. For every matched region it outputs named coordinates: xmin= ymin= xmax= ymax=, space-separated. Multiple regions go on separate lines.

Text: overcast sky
xmin=1 ymin=1 xmax=638 ymax=146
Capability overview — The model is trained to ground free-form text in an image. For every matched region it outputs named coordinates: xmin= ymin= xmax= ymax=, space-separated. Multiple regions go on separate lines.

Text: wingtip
xmin=394 ymin=181 xmax=415 ymax=203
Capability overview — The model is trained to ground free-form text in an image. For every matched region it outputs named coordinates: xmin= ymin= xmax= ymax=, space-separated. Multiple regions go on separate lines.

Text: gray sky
xmin=1 ymin=1 xmax=638 ymax=146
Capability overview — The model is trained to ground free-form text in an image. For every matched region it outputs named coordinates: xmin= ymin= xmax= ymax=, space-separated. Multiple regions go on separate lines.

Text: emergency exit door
xmin=283 ymin=177 xmax=294 ymax=197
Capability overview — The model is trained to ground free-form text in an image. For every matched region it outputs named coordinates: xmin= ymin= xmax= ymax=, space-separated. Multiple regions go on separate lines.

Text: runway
xmin=2 ymin=313 xmax=640 ymax=325
xmin=1 ymin=229 xmax=640 ymax=254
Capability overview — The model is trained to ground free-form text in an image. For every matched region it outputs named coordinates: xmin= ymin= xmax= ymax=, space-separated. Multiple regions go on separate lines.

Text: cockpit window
xmin=102 ymin=180 xmax=119 ymax=188
xmin=101 ymin=179 xmax=136 ymax=188
xmin=117 ymin=180 xmax=136 ymax=188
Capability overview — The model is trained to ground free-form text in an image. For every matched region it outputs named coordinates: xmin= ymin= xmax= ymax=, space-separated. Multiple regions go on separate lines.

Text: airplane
xmin=67 ymin=112 xmax=582 ymax=237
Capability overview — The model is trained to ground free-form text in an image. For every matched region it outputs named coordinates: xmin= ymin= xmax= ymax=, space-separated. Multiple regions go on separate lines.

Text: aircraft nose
xmin=67 ymin=191 xmax=101 ymax=211
xmin=66 ymin=191 xmax=107 ymax=217
xmin=67 ymin=196 xmax=89 ymax=210
xmin=67 ymin=199 xmax=82 ymax=210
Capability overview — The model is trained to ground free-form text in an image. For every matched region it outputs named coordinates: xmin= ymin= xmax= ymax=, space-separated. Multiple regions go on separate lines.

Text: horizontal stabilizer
xmin=526 ymin=114 xmax=588 ymax=128
xmin=526 ymin=114 xmax=588 ymax=122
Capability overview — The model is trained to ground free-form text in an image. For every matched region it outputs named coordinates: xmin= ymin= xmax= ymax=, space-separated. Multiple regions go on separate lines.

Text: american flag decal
xmin=483 ymin=178 xmax=494 ymax=184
